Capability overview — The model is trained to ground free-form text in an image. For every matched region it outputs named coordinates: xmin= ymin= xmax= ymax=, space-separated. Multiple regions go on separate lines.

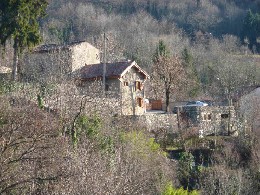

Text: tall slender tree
xmin=181 ymin=48 xmax=200 ymax=97
xmin=0 ymin=0 xmax=48 ymax=81
xmin=152 ymin=55 xmax=186 ymax=112
xmin=152 ymin=40 xmax=188 ymax=112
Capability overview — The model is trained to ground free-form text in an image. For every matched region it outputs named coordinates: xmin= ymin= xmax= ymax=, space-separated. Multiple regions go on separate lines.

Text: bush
xmin=162 ymin=182 xmax=199 ymax=195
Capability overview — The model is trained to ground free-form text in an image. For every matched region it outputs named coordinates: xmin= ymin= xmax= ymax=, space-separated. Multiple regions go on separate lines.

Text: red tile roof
xmin=80 ymin=61 xmax=149 ymax=80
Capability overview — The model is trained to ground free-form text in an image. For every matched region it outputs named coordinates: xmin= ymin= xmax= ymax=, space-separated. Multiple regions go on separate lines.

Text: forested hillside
xmin=0 ymin=0 xmax=260 ymax=194
xmin=44 ymin=0 xmax=260 ymax=52
xmin=41 ymin=0 xmax=260 ymax=100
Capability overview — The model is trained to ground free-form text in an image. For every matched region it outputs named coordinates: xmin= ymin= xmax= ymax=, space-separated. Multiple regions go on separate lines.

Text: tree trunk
xmin=12 ymin=39 xmax=19 ymax=81
xmin=166 ymin=90 xmax=170 ymax=113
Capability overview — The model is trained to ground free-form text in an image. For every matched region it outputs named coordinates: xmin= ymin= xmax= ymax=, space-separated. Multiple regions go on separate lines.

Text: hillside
xmin=0 ymin=0 xmax=260 ymax=194
xmin=45 ymin=0 xmax=260 ymax=45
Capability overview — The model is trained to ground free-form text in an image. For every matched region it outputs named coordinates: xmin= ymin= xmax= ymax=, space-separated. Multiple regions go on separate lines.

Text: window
xmin=105 ymin=84 xmax=109 ymax=91
xmin=203 ymin=113 xmax=212 ymax=121
xmin=221 ymin=114 xmax=229 ymax=119
xmin=135 ymin=81 xmax=142 ymax=91
xmin=136 ymin=97 xmax=143 ymax=107
xmin=207 ymin=114 xmax=212 ymax=120
xmin=123 ymin=81 xmax=128 ymax=86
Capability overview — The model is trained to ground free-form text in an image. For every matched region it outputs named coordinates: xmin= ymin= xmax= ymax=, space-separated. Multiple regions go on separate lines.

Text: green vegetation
xmin=153 ymin=40 xmax=170 ymax=62
xmin=162 ymin=182 xmax=199 ymax=195
xmin=242 ymin=9 xmax=260 ymax=51
xmin=0 ymin=0 xmax=48 ymax=80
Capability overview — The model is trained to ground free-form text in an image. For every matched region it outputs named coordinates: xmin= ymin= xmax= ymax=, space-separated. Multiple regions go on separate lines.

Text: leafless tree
xmin=151 ymin=55 xmax=187 ymax=112
xmin=0 ymin=95 xmax=70 ymax=195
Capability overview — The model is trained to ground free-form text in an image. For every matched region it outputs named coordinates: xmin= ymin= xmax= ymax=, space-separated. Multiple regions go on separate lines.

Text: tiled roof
xmin=80 ymin=61 xmax=132 ymax=79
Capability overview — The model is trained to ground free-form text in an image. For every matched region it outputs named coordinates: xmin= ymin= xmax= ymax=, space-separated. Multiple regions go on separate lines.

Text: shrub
xmin=162 ymin=182 xmax=199 ymax=195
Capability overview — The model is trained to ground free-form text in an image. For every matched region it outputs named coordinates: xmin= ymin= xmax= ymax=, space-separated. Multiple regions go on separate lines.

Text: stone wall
xmin=71 ymin=42 xmax=100 ymax=71
xmin=143 ymin=113 xmax=178 ymax=132
xmin=177 ymin=106 xmax=237 ymax=136
xmin=115 ymin=113 xmax=178 ymax=133
xmin=121 ymin=65 xmax=146 ymax=115
xmin=22 ymin=42 xmax=100 ymax=82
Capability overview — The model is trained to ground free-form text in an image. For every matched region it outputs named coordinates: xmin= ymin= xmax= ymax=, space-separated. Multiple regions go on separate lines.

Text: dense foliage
xmin=0 ymin=0 xmax=48 ymax=80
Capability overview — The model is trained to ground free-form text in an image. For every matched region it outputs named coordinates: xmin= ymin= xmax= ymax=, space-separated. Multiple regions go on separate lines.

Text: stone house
xmin=22 ymin=41 xmax=151 ymax=115
xmin=176 ymin=105 xmax=237 ymax=136
xmin=78 ymin=60 xmax=150 ymax=115
xmin=22 ymin=41 xmax=100 ymax=82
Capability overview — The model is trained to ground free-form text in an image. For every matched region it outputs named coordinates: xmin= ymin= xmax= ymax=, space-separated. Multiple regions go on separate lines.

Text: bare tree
xmin=0 ymin=95 xmax=69 ymax=195
xmin=151 ymin=55 xmax=186 ymax=112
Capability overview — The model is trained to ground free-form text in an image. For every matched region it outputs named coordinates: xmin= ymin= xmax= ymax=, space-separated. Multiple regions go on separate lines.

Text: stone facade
xmin=144 ymin=113 xmax=178 ymax=132
xmin=114 ymin=113 xmax=178 ymax=133
xmin=79 ymin=61 xmax=149 ymax=115
xmin=120 ymin=66 xmax=147 ymax=115
xmin=110 ymin=105 xmax=238 ymax=137
xmin=176 ymin=105 xmax=237 ymax=136
xmin=22 ymin=41 xmax=100 ymax=82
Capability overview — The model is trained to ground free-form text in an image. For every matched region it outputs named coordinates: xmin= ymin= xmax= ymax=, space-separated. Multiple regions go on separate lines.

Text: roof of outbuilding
xmin=80 ymin=61 xmax=149 ymax=80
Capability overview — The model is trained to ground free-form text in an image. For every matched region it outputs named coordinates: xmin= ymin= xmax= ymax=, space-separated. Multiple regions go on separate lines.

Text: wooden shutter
xmin=140 ymin=83 xmax=143 ymax=90
xmin=141 ymin=98 xmax=144 ymax=107
xmin=136 ymin=97 xmax=142 ymax=107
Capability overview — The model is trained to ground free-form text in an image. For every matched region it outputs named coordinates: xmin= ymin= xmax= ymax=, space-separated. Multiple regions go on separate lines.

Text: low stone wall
xmin=116 ymin=113 xmax=178 ymax=132
xmin=144 ymin=113 xmax=178 ymax=132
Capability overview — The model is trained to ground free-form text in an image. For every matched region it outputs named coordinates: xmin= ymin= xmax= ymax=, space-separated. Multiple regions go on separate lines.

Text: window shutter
xmin=136 ymin=97 xmax=143 ymax=107
xmin=140 ymin=83 xmax=143 ymax=90
xmin=135 ymin=81 xmax=141 ymax=90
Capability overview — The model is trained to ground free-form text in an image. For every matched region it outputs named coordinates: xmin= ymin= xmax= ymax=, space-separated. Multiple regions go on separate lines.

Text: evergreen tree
xmin=0 ymin=0 xmax=48 ymax=81
xmin=182 ymin=48 xmax=200 ymax=97
xmin=182 ymin=48 xmax=193 ymax=68
xmin=242 ymin=9 xmax=260 ymax=52
xmin=153 ymin=40 xmax=170 ymax=62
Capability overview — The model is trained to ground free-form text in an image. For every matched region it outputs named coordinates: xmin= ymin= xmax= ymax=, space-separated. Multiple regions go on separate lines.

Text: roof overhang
xmin=79 ymin=75 xmax=120 ymax=81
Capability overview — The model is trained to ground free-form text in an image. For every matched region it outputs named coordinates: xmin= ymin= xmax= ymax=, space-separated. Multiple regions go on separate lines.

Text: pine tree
xmin=0 ymin=0 xmax=48 ymax=81
xmin=242 ymin=9 xmax=260 ymax=52
xmin=153 ymin=40 xmax=170 ymax=63
xmin=182 ymin=48 xmax=200 ymax=97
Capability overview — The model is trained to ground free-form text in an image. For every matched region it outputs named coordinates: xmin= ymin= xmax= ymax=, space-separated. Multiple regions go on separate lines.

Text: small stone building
xmin=177 ymin=105 xmax=237 ymax=136
xmin=78 ymin=60 xmax=149 ymax=115
xmin=22 ymin=41 xmax=100 ymax=81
